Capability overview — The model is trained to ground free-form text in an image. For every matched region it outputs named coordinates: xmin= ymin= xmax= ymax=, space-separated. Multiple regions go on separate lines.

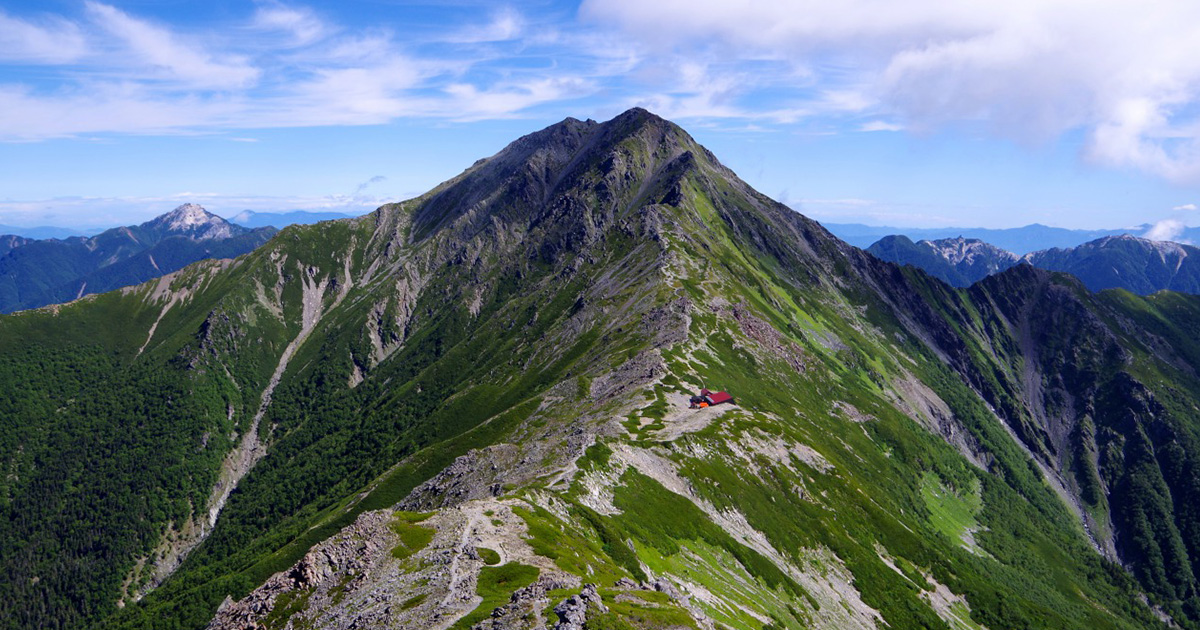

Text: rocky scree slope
xmin=0 ymin=203 xmax=276 ymax=313
xmin=0 ymin=109 xmax=1197 ymax=630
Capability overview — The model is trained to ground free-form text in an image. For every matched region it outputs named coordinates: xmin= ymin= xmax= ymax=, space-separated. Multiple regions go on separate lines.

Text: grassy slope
xmin=614 ymin=181 xmax=1156 ymax=629
xmin=102 ymin=154 xmax=675 ymax=628
xmin=134 ymin=125 xmax=1169 ymax=629
xmin=1 ymin=111 xmax=1190 ymax=630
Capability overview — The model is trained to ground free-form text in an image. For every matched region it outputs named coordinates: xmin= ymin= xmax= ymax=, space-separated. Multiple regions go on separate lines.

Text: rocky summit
xmin=3 ymin=109 xmax=1200 ymax=630
xmin=867 ymin=235 xmax=1020 ymax=287
xmin=145 ymin=204 xmax=240 ymax=241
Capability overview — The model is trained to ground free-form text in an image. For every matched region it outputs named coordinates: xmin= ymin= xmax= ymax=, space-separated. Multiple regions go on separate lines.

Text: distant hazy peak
xmin=229 ymin=210 xmax=255 ymax=224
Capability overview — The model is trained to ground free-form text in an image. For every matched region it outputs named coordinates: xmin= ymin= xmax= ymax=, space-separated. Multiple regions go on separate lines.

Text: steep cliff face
xmin=4 ymin=109 xmax=1199 ymax=630
xmin=958 ymin=266 xmax=1200 ymax=612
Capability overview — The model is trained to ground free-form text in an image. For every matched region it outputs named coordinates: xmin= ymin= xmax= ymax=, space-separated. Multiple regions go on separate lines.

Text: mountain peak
xmin=1077 ymin=233 xmax=1188 ymax=255
xmin=161 ymin=203 xmax=216 ymax=228
xmin=408 ymin=107 xmax=707 ymax=242
xmin=144 ymin=203 xmax=240 ymax=240
xmin=920 ymin=236 xmax=1018 ymax=265
xmin=10 ymin=108 xmax=1200 ymax=630
xmin=868 ymin=233 xmax=1020 ymax=287
xmin=608 ymin=106 xmax=667 ymax=128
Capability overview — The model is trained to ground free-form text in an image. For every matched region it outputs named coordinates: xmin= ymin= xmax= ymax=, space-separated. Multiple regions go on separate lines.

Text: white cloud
xmin=582 ymin=0 xmax=1200 ymax=183
xmin=0 ymin=82 xmax=243 ymax=140
xmin=445 ymin=8 xmax=525 ymax=44
xmin=1175 ymin=203 xmax=1198 ymax=212
xmin=0 ymin=10 xmax=88 ymax=63
xmin=1144 ymin=218 xmax=1187 ymax=242
xmin=443 ymin=77 xmax=596 ymax=121
xmin=320 ymin=33 xmax=397 ymax=64
xmin=860 ymin=120 xmax=903 ymax=132
xmin=0 ymin=4 xmax=604 ymax=139
xmin=85 ymin=2 xmax=260 ymax=89
xmin=285 ymin=61 xmax=426 ymax=124
xmin=253 ymin=3 xmax=329 ymax=46
xmin=10 ymin=0 xmax=1200 ymax=189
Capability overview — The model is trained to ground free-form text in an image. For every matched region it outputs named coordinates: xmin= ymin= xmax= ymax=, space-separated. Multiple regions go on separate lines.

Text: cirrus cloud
xmin=0 ymin=3 xmax=596 ymax=140
xmin=10 ymin=0 xmax=1200 ymax=191
xmin=0 ymin=10 xmax=88 ymax=63
xmin=85 ymin=2 xmax=260 ymax=89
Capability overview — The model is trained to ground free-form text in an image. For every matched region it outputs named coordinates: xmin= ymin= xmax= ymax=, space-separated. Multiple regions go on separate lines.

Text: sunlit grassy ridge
xmin=1 ymin=109 xmax=1197 ymax=629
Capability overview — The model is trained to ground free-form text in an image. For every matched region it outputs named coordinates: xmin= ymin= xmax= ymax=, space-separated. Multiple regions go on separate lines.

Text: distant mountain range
xmin=0 ymin=204 xmax=275 ymax=313
xmin=0 ymin=224 xmax=104 ymax=239
xmin=868 ymin=233 xmax=1200 ymax=294
xmin=227 ymin=209 xmax=359 ymax=229
xmin=0 ymin=209 xmax=359 ymax=240
xmin=1029 ymin=235 xmax=1200 ymax=294
xmin=823 ymin=221 xmax=1186 ymax=254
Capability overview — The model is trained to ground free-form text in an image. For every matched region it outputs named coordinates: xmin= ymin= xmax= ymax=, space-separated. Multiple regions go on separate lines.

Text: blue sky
xmin=2 ymin=0 xmax=1200 ymax=235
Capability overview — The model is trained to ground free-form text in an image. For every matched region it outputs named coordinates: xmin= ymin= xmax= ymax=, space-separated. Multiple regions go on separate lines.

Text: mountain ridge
xmin=1026 ymin=233 xmax=1200 ymax=294
xmin=827 ymin=221 xmax=1167 ymax=253
xmin=868 ymin=232 xmax=1200 ymax=294
xmin=0 ymin=109 xmax=1195 ymax=630
xmin=0 ymin=204 xmax=276 ymax=313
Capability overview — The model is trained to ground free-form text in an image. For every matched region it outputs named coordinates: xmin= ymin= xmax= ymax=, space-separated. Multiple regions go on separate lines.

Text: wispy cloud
xmin=444 ymin=8 xmax=525 ymax=43
xmin=0 ymin=82 xmax=240 ymax=140
xmin=444 ymin=77 xmax=596 ymax=120
xmin=252 ymin=3 xmax=330 ymax=46
xmin=791 ymin=197 xmax=997 ymax=228
xmin=0 ymin=4 xmax=595 ymax=139
xmin=860 ymin=120 xmax=903 ymax=132
xmin=0 ymin=10 xmax=88 ymax=63
xmin=352 ymin=175 xmax=386 ymax=196
xmin=11 ymin=0 xmax=1200 ymax=192
xmin=85 ymin=2 xmax=259 ymax=89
